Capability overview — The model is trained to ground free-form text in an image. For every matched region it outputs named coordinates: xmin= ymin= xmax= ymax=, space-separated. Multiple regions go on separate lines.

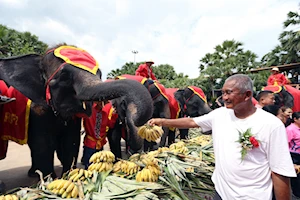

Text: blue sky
xmin=0 ymin=0 xmax=297 ymax=79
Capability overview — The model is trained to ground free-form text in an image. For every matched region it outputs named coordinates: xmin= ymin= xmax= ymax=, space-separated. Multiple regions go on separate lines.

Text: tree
xmin=0 ymin=25 xmax=48 ymax=57
xmin=199 ymin=40 xmax=258 ymax=90
xmin=261 ymin=11 xmax=300 ymax=66
xmin=106 ymin=62 xmax=139 ymax=79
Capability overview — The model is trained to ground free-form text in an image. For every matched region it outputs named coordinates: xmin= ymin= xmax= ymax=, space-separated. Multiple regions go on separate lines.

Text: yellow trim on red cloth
xmin=54 ymin=46 xmax=99 ymax=75
xmin=188 ymin=86 xmax=207 ymax=103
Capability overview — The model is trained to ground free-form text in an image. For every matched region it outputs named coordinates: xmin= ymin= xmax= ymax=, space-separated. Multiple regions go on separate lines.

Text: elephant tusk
xmin=83 ymin=101 xmax=86 ymax=110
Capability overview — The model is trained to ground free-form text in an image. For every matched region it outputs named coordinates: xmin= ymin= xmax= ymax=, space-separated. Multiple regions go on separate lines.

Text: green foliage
xmin=0 ymin=24 xmax=48 ymax=57
xmin=199 ymin=40 xmax=258 ymax=91
xmin=106 ymin=62 xmax=140 ymax=79
xmin=261 ymin=11 xmax=300 ymax=66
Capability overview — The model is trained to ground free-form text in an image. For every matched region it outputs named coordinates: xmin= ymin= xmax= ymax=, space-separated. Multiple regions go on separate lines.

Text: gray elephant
xmin=110 ymin=75 xmax=170 ymax=156
xmin=0 ymin=45 xmax=153 ymax=178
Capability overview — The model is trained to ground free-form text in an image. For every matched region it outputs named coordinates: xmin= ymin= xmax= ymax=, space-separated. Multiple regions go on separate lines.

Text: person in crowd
xmin=286 ymin=112 xmax=300 ymax=198
xmin=135 ymin=60 xmax=157 ymax=80
xmin=82 ymin=101 xmax=117 ymax=169
xmin=267 ymin=67 xmax=288 ymax=86
xmin=148 ymin=74 xmax=296 ymax=200
xmin=281 ymin=106 xmax=293 ymax=127
xmin=255 ymin=90 xmax=275 ymax=108
xmin=262 ymin=104 xmax=285 ymax=122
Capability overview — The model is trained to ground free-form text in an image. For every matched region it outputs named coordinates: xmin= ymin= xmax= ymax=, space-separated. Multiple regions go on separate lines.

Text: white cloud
xmin=0 ymin=0 xmax=298 ymax=80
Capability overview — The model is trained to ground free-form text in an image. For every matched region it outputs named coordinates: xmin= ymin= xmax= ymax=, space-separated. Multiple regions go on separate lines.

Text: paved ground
xmin=0 ymin=135 xmax=122 ymax=193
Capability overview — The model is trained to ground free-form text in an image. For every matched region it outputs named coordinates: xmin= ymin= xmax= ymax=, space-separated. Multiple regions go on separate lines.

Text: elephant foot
xmin=0 ymin=180 xmax=6 ymax=194
xmin=27 ymin=167 xmax=39 ymax=178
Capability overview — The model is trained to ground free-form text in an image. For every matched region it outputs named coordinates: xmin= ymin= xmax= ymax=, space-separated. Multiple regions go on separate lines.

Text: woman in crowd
xmin=286 ymin=112 xmax=300 ymax=198
xmin=281 ymin=106 xmax=293 ymax=127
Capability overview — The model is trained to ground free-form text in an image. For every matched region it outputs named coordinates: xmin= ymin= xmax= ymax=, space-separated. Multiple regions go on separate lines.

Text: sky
xmin=0 ymin=0 xmax=298 ymax=79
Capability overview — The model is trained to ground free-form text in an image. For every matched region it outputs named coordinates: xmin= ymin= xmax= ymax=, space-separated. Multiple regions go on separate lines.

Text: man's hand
xmin=148 ymin=118 xmax=164 ymax=126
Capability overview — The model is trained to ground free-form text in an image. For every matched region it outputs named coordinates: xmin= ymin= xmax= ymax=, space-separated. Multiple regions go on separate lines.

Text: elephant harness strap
xmin=184 ymin=86 xmax=207 ymax=113
xmin=45 ymin=46 xmax=99 ymax=114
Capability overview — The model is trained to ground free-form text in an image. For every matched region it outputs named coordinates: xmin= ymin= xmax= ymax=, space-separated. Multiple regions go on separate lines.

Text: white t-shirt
xmin=193 ymin=107 xmax=296 ymax=200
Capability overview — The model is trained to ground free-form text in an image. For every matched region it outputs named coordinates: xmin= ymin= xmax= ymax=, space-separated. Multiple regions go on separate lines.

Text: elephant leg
xmin=159 ymin=127 xmax=169 ymax=147
xmin=58 ymin=118 xmax=82 ymax=175
xmin=179 ymin=128 xmax=188 ymax=140
xmin=168 ymin=130 xmax=176 ymax=146
xmin=28 ymin=111 xmax=57 ymax=178
xmin=107 ymin=124 xmax=122 ymax=159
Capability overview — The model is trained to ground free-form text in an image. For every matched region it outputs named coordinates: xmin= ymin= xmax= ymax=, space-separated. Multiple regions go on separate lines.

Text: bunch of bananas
xmin=189 ymin=135 xmax=211 ymax=146
xmin=113 ymin=160 xmax=140 ymax=175
xmin=88 ymin=161 xmax=114 ymax=172
xmin=140 ymin=154 xmax=158 ymax=166
xmin=136 ymin=168 xmax=159 ymax=182
xmin=88 ymin=150 xmax=115 ymax=172
xmin=186 ymin=167 xmax=194 ymax=173
xmin=47 ymin=179 xmax=78 ymax=198
xmin=138 ymin=125 xmax=164 ymax=142
xmin=89 ymin=150 xmax=115 ymax=163
xmin=0 ymin=194 xmax=18 ymax=200
xmin=169 ymin=141 xmax=188 ymax=154
xmin=145 ymin=165 xmax=161 ymax=176
xmin=68 ymin=168 xmax=92 ymax=182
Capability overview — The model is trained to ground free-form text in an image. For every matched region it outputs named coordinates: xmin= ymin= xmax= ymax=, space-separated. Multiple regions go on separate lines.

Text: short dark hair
xmin=262 ymin=105 xmax=281 ymax=116
xmin=256 ymin=90 xmax=273 ymax=101
xmin=292 ymin=112 xmax=300 ymax=120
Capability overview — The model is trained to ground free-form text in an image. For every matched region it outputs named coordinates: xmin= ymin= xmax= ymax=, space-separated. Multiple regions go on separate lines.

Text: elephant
xmin=109 ymin=75 xmax=170 ymax=156
xmin=0 ymin=45 xmax=153 ymax=178
xmin=174 ymin=86 xmax=212 ymax=118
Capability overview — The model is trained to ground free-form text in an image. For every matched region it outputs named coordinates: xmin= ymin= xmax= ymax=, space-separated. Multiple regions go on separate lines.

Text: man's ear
xmin=245 ymin=91 xmax=252 ymax=101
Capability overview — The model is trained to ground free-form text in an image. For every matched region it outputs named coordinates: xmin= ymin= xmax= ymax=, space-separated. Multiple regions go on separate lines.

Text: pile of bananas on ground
xmin=138 ymin=124 xmax=164 ymax=142
xmin=46 ymin=179 xmax=79 ymax=198
xmin=188 ymin=135 xmax=212 ymax=146
xmin=67 ymin=168 xmax=92 ymax=182
xmin=0 ymin=194 xmax=18 ymax=200
xmin=169 ymin=141 xmax=188 ymax=154
xmin=88 ymin=150 xmax=115 ymax=172
xmin=113 ymin=160 xmax=141 ymax=175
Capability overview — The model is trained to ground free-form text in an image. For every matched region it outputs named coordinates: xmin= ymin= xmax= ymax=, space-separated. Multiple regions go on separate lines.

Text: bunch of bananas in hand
xmin=136 ymin=168 xmax=159 ymax=182
xmin=169 ymin=141 xmax=188 ymax=154
xmin=0 ymin=194 xmax=18 ymax=200
xmin=47 ymin=179 xmax=79 ymax=199
xmin=68 ymin=168 xmax=92 ymax=182
xmin=88 ymin=150 xmax=115 ymax=172
xmin=138 ymin=125 xmax=164 ymax=142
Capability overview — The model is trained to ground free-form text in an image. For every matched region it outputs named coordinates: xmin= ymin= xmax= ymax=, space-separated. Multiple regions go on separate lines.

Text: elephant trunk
xmin=75 ymin=79 xmax=153 ymax=126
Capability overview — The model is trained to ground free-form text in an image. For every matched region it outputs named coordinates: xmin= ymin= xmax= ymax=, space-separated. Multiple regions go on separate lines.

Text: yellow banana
xmin=4 ymin=195 xmax=12 ymax=200
xmin=84 ymin=170 xmax=89 ymax=178
xmin=56 ymin=179 xmax=65 ymax=190
xmin=66 ymin=182 xmax=75 ymax=193
xmin=73 ymin=169 xmax=84 ymax=182
xmin=58 ymin=187 xmax=65 ymax=195
xmin=62 ymin=180 xmax=72 ymax=190
xmin=89 ymin=153 xmax=98 ymax=163
xmin=71 ymin=186 xmax=79 ymax=198
xmin=68 ymin=168 xmax=79 ymax=177
xmin=61 ymin=191 xmax=69 ymax=198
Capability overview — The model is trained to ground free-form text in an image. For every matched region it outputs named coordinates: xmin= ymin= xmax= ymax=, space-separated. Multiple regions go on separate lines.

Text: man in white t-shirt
xmin=148 ymin=74 xmax=296 ymax=200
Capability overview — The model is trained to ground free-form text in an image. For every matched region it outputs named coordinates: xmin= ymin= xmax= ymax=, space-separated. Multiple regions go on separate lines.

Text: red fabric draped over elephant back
xmin=115 ymin=74 xmax=147 ymax=85
xmin=165 ymin=88 xmax=181 ymax=131
xmin=188 ymin=86 xmax=207 ymax=103
xmin=0 ymin=80 xmax=8 ymax=159
xmin=284 ymin=85 xmax=300 ymax=112
xmin=0 ymin=87 xmax=31 ymax=145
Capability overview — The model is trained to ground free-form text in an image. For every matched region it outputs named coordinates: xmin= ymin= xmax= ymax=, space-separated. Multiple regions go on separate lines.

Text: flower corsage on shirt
xmin=236 ymin=128 xmax=260 ymax=160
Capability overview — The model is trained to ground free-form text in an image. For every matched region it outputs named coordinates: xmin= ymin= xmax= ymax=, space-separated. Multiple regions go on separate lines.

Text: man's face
xmin=262 ymin=93 xmax=275 ymax=106
xmin=222 ymin=80 xmax=247 ymax=109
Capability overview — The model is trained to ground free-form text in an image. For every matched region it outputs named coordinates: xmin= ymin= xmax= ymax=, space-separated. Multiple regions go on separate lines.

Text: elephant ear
xmin=0 ymin=54 xmax=46 ymax=105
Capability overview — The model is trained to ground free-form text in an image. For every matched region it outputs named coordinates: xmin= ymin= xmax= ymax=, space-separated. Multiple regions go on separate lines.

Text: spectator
xmin=267 ymin=67 xmax=288 ymax=86
xmin=281 ymin=106 xmax=293 ymax=127
xmin=255 ymin=90 xmax=275 ymax=108
xmin=82 ymin=101 xmax=117 ymax=169
xmin=135 ymin=60 xmax=157 ymax=80
xmin=286 ymin=112 xmax=300 ymax=198
xmin=149 ymin=74 xmax=296 ymax=200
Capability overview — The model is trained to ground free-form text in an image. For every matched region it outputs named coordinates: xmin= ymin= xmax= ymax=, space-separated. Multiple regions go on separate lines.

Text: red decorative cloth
xmin=83 ymin=102 xmax=118 ymax=150
xmin=54 ymin=46 xmax=99 ymax=75
xmin=165 ymin=88 xmax=181 ymax=131
xmin=188 ymin=86 xmax=207 ymax=103
xmin=116 ymin=74 xmax=148 ymax=84
xmin=135 ymin=63 xmax=157 ymax=80
xmin=0 ymin=81 xmax=8 ymax=159
xmin=0 ymin=87 xmax=31 ymax=145
xmin=284 ymin=85 xmax=300 ymax=112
